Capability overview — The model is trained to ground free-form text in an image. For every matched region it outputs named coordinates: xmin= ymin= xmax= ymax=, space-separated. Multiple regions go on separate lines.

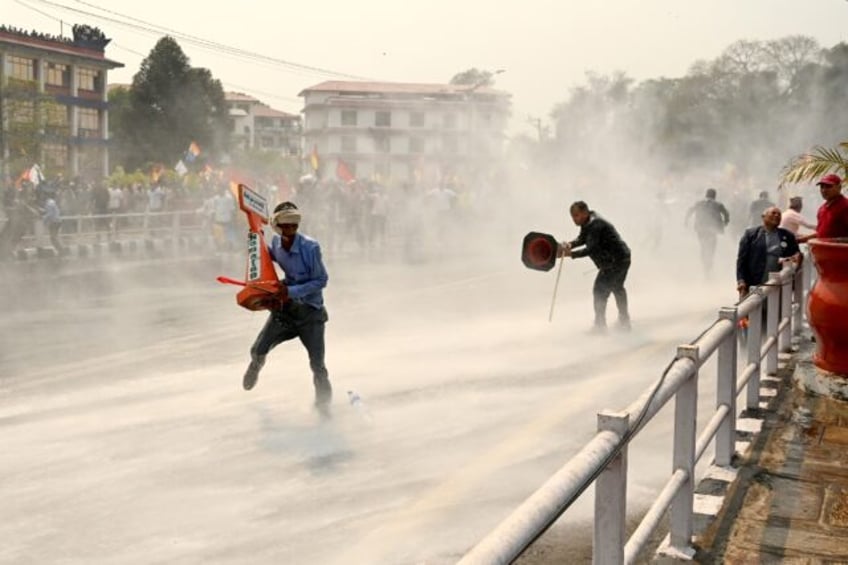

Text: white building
xmin=0 ymin=24 xmax=123 ymax=180
xmin=299 ymin=80 xmax=511 ymax=184
xmin=225 ymin=92 xmax=301 ymax=156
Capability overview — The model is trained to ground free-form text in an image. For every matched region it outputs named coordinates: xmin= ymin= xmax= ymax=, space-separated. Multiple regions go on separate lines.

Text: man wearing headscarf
xmin=242 ymin=201 xmax=332 ymax=411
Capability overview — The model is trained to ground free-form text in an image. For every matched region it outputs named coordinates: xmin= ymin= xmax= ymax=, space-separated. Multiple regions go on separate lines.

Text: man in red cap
xmin=798 ymin=174 xmax=848 ymax=242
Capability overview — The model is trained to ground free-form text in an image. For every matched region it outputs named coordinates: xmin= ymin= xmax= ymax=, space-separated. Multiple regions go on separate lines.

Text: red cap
xmin=817 ymin=173 xmax=842 ymax=186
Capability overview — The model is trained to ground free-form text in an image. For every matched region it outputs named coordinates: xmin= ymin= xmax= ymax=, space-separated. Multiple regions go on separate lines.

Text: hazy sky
xmin=4 ymin=0 xmax=848 ymax=136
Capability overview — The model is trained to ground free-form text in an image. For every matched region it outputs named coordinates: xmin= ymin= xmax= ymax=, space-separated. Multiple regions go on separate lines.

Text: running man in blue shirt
xmin=242 ymin=201 xmax=332 ymax=411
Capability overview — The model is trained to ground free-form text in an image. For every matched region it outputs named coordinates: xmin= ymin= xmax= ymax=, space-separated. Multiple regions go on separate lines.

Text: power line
xmin=25 ymin=0 xmax=371 ymax=81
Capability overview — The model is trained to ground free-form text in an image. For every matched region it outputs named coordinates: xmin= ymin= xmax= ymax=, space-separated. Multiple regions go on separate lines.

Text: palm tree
xmin=779 ymin=142 xmax=848 ymax=188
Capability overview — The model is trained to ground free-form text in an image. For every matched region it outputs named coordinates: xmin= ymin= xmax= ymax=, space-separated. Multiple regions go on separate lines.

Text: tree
xmin=780 ymin=142 xmax=848 ymax=188
xmin=115 ymin=36 xmax=231 ymax=172
xmin=449 ymin=68 xmax=497 ymax=87
xmin=0 ymin=80 xmax=66 ymax=179
xmin=762 ymin=35 xmax=822 ymax=94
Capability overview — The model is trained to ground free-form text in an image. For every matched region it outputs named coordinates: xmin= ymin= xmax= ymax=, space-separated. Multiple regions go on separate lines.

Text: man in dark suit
xmin=737 ymin=206 xmax=800 ymax=297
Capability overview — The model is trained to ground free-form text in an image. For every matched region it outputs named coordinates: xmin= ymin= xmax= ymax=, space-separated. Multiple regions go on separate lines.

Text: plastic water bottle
xmin=347 ymin=390 xmax=372 ymax=422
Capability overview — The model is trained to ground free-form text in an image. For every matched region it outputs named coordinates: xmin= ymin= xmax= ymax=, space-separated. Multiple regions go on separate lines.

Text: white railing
xmin=460 ymin=257 xmax=811 ymax=565
xmin=17 ymin=210 xmax=206 ymax=249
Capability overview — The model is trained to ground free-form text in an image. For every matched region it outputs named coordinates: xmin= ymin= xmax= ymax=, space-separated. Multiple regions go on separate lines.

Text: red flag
xmin=336 ymin=159 xmax=355 ymax=183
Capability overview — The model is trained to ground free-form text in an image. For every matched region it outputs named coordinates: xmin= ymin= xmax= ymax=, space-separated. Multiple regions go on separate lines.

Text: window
xmin=46 ymin=103 xmax=69 ymax=128
xmin=45 ymin=63 xmax=69 ymax=87
xmin=409 ymin=136 xmax=425 ymax=154
xmin=9 ymin=100 xmax=35 ymax=124
xmin=341 ymin=135 xmax=358 ymax=153
xmin=443 ymin=113 xmax=457 ymax=129
xmin=442 ymin=134 xmax=459 ymax=154
xmin=77 ymin=67 xmax=101 ymax=91
xmin=341 ymin=110 xmax=357 ymax=126
xmin=8 ymin=56 xmax=35 ymax=82
xmin=375 ymin=111 xmax=391 ymax=127
xmin=43 ymin=143 xmax=68 ymax=174
xmin=374 ymin=135 xmax=390 ymax=153
xmin=409 ymin=111 xmax=425 ymax=127
xmin=78 ymin=108 xmax=100 ymax=136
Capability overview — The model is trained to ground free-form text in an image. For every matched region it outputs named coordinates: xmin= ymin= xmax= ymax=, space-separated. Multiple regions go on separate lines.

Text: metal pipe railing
xmin=461 ymin=258 xmax=805 ymax=565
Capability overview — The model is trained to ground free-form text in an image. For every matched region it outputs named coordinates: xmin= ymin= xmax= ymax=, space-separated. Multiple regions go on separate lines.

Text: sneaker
xmin=314 ymin=381 xmax=332 ymax=419
xmin=242 ymin=356 xmax=265 ymax=391
xmin=314 ymin=380 xmax=333 ymax=406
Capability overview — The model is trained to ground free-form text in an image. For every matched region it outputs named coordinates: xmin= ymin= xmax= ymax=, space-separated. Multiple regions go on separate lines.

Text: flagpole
xmin=548 ymin=256 xmax=565 ymax=322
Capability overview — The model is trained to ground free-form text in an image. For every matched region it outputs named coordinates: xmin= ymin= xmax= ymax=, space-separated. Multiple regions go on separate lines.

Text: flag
xmin=29 ymin=164 xmax=44 ymax=186
xmin=151 ymin=163 xmax=165 ymax=183
xmin=185 ymin=141 xmax=201 ymax=163
xmin=175 ymin=159 xmax=188 ymax=176
xmin=310 ymin=145 xmax=319 ymax=172
xmin=15 ymin=167 xmax=29 ymax=188
xmin=336 ymin=159 xmax=355 ymax=183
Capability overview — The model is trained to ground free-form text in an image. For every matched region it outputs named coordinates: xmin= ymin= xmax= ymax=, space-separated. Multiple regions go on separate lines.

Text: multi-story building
xmin=225 ymin=91 xmax=301 ymax=156
xmin=0 ymin=24 xmax=123 ymax=182
xmin=299 ymin=80 xmax=511 ymax=185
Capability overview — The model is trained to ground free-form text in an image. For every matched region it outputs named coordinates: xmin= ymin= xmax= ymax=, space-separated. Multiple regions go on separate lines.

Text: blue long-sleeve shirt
xmin=43 ymin=198 xmax=61 ymax=224
xmin=267 ymin=232 xmax=328 ymax=309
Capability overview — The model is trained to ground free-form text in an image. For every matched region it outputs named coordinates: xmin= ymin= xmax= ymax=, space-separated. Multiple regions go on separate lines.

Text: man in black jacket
xmin=560 ymin=201 xmax=631 ymax=333
xmin=737 ymin=206 xmax=800 ymax=297
xmin=685 ymin=188 xmax=730 ymax=276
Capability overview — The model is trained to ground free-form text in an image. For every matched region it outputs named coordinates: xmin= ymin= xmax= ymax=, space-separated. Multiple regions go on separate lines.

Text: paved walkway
xmin=694 ymin=336 xmax=848 ymax=563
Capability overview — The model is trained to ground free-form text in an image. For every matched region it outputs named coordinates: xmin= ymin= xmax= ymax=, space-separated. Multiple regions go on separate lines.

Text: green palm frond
xmin=779 ymin=143 xmax=848 ymax=188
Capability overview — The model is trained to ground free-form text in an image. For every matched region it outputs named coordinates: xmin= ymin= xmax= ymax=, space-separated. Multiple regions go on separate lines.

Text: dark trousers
xmin=593 ymin=261 xmax=630 ymax=327
xmin=48 ymin=222 xmax=63 ymax=253
xmin=697 ymin=231 xmax=717 ymax=274
xmin=250 ymin=302 xmax=330 ymax=391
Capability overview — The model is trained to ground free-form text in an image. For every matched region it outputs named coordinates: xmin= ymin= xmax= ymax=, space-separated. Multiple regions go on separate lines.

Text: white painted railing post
xmin=669 ymin=344 xmax=698 ymax=551
xmin=716 ymin=308 xmax=737 ymax=466
xmin=803 ymin=256 xmax=813 ymax=322
xmin=779 ymin=274 xmax=793 ymax=353
xmin=593 ymin=410 xmax=629 ymax=565
xmin=766 ymin=273 xmax=781 ymax=376
xmin=746 ymin=301 xmax=763 ymax=410
xmin=793 ymin=266 xmax=804 ymax=337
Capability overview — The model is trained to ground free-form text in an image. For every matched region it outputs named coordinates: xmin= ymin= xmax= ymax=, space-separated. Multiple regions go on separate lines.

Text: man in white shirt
xmin=779 ymin=196 xmax=816 ymax=236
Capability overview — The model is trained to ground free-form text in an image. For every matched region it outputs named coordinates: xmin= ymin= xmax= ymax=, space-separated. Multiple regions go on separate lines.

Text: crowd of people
xmin=553 ymin=173 xmax=847 ymax=334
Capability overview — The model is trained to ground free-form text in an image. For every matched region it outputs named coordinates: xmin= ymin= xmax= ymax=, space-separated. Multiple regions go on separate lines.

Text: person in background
xmin=42 ymin=194 xmax=63 ymax=255
xmin=779 ymin=196 xmax=816 ymax=236
xmin=685 ymin=188 xmax=730 ymax=276
xmin=748 ymin=190 xmax=776 ymax=227
xmin=797 ymin=174 xmax=848 ymax=242
xmin=559 ymin=200 xmax=631 ymax=333
xmin=242 ymin=202 xmax=332 ymax=413
xmin=212 ymin=184 xmax=237 ymax=251
xmin=737 ymin=206 xmax=800 ymax=298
